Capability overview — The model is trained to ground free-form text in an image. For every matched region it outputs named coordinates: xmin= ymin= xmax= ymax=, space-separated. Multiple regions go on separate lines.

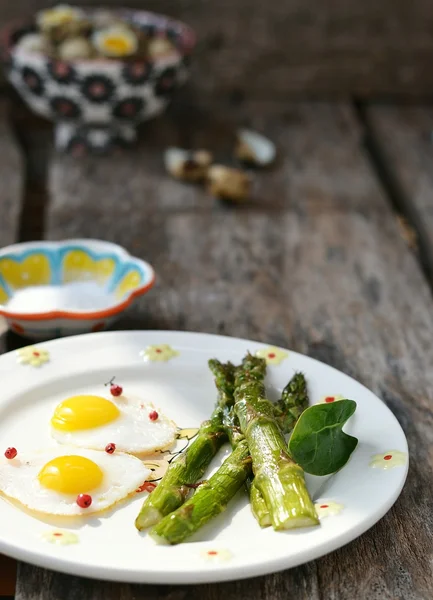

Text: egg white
xmin=0 ymin=446 xmax=150 ymax=516
xmin=51 ymin=395 xmax=177 ymax=455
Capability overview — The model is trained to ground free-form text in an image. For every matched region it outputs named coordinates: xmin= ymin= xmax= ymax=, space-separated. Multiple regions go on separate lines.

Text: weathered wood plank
xmin=15 ymin=102 xmax=433 ymax=599
xmin=0 ymin=97 xmax=24 ymax=597
xmin=0 ymin=96 xmax=23 ymax=347
xmin=0 ymin=553 xmax=17 ymax=597
xmin=16 ymin=562 xmax=320 ymax=600
xmin=8 ymin=91 xmax=53 ymax=243
xmin=0 ymin=99 xmax=23 ymax=248
xmin=3 ymin=1 xmax=433 ymax=97
xmin=365 ymin=105 xmax=433 ymax=275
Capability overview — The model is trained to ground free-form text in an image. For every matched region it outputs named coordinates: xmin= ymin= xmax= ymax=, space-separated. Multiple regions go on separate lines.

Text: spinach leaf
xmin=288 ymin=400 xmax=358 ymax=476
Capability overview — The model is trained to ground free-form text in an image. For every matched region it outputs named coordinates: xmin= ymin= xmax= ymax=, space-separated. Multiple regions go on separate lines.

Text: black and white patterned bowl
xmin=2 ymin=10 xmax=195 ymax=154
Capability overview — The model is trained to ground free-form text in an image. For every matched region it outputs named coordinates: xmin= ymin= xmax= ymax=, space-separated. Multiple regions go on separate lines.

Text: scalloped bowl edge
xmin=0 ymin=239 xmax=155 ymax=339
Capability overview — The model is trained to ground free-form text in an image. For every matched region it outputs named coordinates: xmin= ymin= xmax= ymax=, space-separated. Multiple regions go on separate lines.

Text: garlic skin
xmin=37 ymin=5 xmax=90 ymax=43
xmin=207 ymin=165 xmax=251 ymax=202
xmin=58 ymin=37 xmax=93 ymax=60
xmin=235 ymin=139 xmax=257 ymax=164
xmin=235 ymin=129 xmax=276 ymax=167
xmin=15 ymin=33 xmax=51 ymax=55
xmin=147 ymin=37 xmax=176 ymax=59
xmin=92 ymin=10 xmax=129 ymax=31
xmin=164 ymin=148 xmax=213 ymax=182
xmin=37 ymin=4 xmax=85 ymax=30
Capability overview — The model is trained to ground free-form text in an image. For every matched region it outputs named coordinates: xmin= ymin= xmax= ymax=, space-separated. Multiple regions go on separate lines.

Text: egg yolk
xmin=51 ymin=395 xmax=120 ymax=432
xmin=38 ymin=455 xmax=103 ymax=494
xmin=103 ymin=36 xmax=132 ymax=55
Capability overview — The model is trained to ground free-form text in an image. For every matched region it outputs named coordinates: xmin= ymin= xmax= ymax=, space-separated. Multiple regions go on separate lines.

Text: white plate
xmin=0 ymin=331 xmax=408 ymax=584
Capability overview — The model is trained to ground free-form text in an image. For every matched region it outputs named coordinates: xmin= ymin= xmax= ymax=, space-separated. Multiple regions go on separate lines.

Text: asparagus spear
xmin=274 ymin=372 xmax=309 ymax=433
xmin=210 ymin=360 xmax=265 ymax=521
xmin=234 ymin=354 xmax=318 ymax=530
xmin=151 ymin=437 xmax=252 ymax=545
xmin=252 ymin=371 xmax=310 ymax=526
xmin=150 ymin=361 xmax=252 ymax=544
xmin=208 ymin=360 xmax=237 ymax=421
xmin=135 ymin=363 xmax=235 ymax=531
xmin=246 ymin=477 xmax=271 ymax=527
xmin=211 ymin=360 xmax=311 ymax=529
xmin=208 ymin=359 xmax=243 ymax=445
xmin=150 ymin=361 xmax=316 ymax=543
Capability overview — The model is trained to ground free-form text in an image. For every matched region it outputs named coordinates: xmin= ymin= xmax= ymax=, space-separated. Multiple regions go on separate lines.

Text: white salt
xmin=3 ymin=282 xmax=118 ymax=313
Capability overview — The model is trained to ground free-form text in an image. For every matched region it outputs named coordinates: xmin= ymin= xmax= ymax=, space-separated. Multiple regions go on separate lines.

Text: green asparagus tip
xmin=135 ymin=506 xmax=163 ymax=531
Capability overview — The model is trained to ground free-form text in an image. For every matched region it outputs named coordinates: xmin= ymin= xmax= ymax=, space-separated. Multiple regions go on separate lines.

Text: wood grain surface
xmin=12 ymin=101 xmax=433 ymax=599
xmin=0 ymin=96 xmax=22 ymax=351
xmin=366 ymin=105 xmax=433 ymax=275
xmin=0 ymin=97 xmax=22 ymax=598
xmin=0 ymin=96 xmax=23 ymax=351
xmin=3 ymin=1 xmax=433 ymax=97
xmin=0 ymin=99 xmax=23 ymax=249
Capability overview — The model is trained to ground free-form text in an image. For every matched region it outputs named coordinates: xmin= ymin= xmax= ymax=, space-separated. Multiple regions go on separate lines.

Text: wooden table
xmin=1 ymin=91 xmax=433 ymax=599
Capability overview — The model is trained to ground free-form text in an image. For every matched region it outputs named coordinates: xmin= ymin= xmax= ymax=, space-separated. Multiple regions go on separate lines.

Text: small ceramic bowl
xmin=0 ymin=239 xmax=155 ymax=340
xmin=2 ymin=9 xmax=195 ymax=153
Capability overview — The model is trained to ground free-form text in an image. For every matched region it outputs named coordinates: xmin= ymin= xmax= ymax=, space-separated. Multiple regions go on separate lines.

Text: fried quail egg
xmin=93 ymin=26 xmax=138 ymax=58
xmin=0 ymin=446 xmax=150 ymax=516
xmin=50 ymin=394 xmax=177 ymax=455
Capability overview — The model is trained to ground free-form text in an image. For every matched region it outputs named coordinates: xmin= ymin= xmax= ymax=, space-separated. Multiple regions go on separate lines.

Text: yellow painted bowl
xmin=0 ymin=239 xmax=155 ymax=339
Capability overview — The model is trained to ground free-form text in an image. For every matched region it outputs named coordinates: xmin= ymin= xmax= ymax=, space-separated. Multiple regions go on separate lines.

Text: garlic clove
xmin=235 ymin=129 xmax=276 ymax=167
xmin=37 ymin=5 xmax=90 ymax=43
xmin=147 ymin=37 xmax=176 ymax=59
xmin=36 ymin=4 xmax=85 ymax=31
xmin=58 ymin=36 xmax=93 ymax=60
xmin=164 ymin=147 xmax=213 ymax=182
xmin=207 ymin=165 xmax=251 ymax=202
xmin=92 ymin=10 xmax=129 ymax=31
